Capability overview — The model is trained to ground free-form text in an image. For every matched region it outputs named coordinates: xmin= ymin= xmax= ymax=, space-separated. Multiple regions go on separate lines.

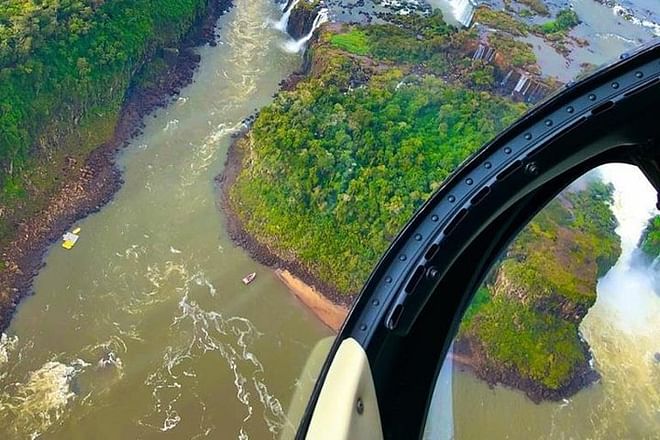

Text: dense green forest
xmin=230 ymin=18 xmax=526 ymax=293
xmin=0 ymin=0 xmax=214 ymax=245
xmin=459 ymin=181 xmax=620 ymax=390
xmin=640 ymin=215 xmax=660 ymax=260
xmin=230 ymin=8 xmax=585 ymax=295
xmin=229 ymin=10 xmax=621 ymax=394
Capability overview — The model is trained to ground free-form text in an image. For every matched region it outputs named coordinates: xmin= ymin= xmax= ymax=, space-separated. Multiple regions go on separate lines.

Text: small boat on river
xmin=242 ymin=272 xmax=256 ymax=285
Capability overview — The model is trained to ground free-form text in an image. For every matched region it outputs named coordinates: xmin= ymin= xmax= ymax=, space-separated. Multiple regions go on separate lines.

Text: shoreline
xmin=0 ymin=0 xmax=234 ymax=334
xmin=452 ymin=336 xmax=600 ymax=403
xmin=274 ymin=269 xmax=348 ymax=332
xmin=216 ymin=133 xmax=353 ymax=334
xmin=215 ymin=22 xmax=602 ymax=403
xmin=216 ymin=133 xmax=357 ymax=317
xmin=214 ymin=18 xmax=357 ymax=322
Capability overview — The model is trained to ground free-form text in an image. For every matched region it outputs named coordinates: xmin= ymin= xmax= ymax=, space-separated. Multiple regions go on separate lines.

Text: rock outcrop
xmin=286 ymin=0 xmax=322 ymax=40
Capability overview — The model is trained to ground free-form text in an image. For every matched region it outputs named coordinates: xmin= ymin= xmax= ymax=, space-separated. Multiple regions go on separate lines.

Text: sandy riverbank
xmin=217 ymin=131 xmax=358 ymax=335
xmin=274 ymin=269 xmax=348 ymax=332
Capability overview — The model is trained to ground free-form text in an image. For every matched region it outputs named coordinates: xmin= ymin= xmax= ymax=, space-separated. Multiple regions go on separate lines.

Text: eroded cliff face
xmin=286 ymin=0 xmax=322 ymax=40
xmin=457 ymin=182 xmax=622 ymax=401
xmin=471 ymin=42 xmax=555 ymax=103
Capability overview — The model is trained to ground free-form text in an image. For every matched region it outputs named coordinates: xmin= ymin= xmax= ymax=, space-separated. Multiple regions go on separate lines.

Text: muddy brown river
xmin=0 ymin=1 xmax=658 ymax=439
xmin=0 ymin=1 xmax=330 ymax=438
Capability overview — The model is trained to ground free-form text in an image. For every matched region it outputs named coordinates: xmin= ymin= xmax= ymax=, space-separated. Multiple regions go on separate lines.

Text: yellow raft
xmin=62 ymin=227 xmax=81 ymax=250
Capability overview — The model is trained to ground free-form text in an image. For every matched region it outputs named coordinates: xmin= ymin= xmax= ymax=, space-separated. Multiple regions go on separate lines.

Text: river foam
xmin=132 ymin=259 xmax=288 ymax=437
xmin=0 ymin=359 xmax=89 ymax=438
xmin=0 ymin=333 xmax=18 ymax=367
xmin=0 ymin=0 xmax=327 ymax=437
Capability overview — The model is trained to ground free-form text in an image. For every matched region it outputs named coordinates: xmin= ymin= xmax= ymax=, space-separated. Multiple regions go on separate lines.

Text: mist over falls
xmin=272 ymin=0 xmax=329 ymax=53
xmin=587 ymin=164 xmax=659 ymax=339
xmin=577 ymin=164 xmax=660 ymax=436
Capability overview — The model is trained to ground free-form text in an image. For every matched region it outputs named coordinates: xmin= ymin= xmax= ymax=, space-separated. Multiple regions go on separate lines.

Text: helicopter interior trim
xmin=294 ymin=39 xmax=660 ymax=440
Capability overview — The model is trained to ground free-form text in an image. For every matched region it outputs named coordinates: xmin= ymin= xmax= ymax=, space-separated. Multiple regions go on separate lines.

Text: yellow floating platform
xmin=62 ymin=228 xmax=81 ymax=250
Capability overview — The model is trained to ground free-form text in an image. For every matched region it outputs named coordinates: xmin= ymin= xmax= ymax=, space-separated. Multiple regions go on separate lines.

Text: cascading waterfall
xmin=472 ymin=44 xmax=495 ymax=62
xmin=273 ymin=0 xmax=300 ymax=32
xmin=513 ymin=74 xmax=530 ymax=94
xmin=588 ymin=164 xmax=659 ymax=330
xmin=283 ymin=8 xmax=329 ymax=53
xmin=578 ymin=164 xmax=660 ymax=435
xmin=500 ymin=70 xmax=513 ymax=86
xmin=449 ymin=0 xmax=476 ymax=28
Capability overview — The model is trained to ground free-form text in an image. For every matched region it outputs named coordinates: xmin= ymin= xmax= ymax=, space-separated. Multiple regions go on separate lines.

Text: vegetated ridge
xmin=220 ymin=5 xmax=622 ymax=402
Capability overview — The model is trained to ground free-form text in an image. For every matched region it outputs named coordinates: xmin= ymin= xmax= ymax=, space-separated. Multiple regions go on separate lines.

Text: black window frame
xmin=296 ymin=39 xmax=660 ymax=440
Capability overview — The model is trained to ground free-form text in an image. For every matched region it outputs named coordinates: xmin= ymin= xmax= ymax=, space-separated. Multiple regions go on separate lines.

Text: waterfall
xmin=513 ymin=74 xmax=529 ymax=94
xmin=587 ymin=164 xmax=658 ymax=343
xmin=449 ymin=0 xmax=476 ymax=28
xmin=500 ymin=70 xmax=513 ymax=87
xmin=283 ymin=8 xmax=329 ymax=54
xmin=485 ymin=46 xmax=495 ymax=63
xmin=472 ymin=44 xmax=496 ymax=63
xmin=576 ymin=164 xmax=659 ymax=428
xmin=273 ymin=0 xmax=300 ymax=32
xmin=472 ymin=44 xmax=486 ymax=60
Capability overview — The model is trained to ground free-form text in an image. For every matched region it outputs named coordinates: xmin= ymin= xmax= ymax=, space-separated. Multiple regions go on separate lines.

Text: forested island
xmin=222 ymin=3 xmax=624 ymax=401
xmin=0 ymin=0 xmax=232 ymax=331
xmin=0 ymin=1 xmax=655 ymax=437
xmin=456 ymin=181 xmax=620 ymax=400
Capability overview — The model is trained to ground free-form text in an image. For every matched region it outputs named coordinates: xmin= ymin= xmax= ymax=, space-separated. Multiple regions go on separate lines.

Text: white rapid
xmin=0 ymin=359 xmax=90 ymax=438
xmin=577 ymin=164 xmax=660 ymax=437
xmin=283 ymin=8 xmax=329 ymax=53
xmin=589 ymin=164 xmax=658 ymax=335
xmin=612 ymin=3 xmax=660 ymax=36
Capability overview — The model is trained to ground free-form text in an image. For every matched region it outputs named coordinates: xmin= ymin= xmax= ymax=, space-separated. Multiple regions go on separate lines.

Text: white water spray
xmin=0 ymin=359 xmax=90 ymax=438
xmin=577 ymin=164 xmax=660 ymax=436
xmin=612 ymin=4 xmax=660 ymax=37
xmin=449 ymin=0 xmax=476 ymax=27
xmin=588 ymin=164 xmax=659 ymax=333
xmin=283 ymin=8 xmax=329 ymax=54
xmin=273 ymin=0 xmax=300 ymax=32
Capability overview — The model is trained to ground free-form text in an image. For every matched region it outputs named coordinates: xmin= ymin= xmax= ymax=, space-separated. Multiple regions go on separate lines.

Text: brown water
xmin=0 ymin=1 xmax=331 ymax=438
xmin=1 ymin=1 xmax=659 ymax=439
